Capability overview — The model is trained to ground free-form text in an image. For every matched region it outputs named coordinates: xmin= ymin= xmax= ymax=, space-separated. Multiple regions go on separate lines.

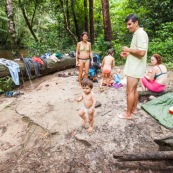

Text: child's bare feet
xmin=100 ymin=87 xmax=103 ymax=92
xmin=87 ymin=127 xmax=93 ymax=132
xmin=82 ymin=121 xmax=88 ymax=128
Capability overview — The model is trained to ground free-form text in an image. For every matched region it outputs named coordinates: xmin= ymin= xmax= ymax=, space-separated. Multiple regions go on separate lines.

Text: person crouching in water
xmin=100 ymin=49 xmax=115 ymax=91
xmin=77 ymin=79 xmax=96 ymax=132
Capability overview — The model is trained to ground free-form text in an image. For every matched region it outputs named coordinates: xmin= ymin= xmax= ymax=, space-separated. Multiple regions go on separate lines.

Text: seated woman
xmin=140 ymin=54 xmax=167 ymax=92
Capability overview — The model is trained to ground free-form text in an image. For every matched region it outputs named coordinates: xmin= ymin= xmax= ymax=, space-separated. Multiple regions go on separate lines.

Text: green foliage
xmin=165 ymin=62 xmax=173 ymax=70
xmin=126 ymin=0 xmax=173 ymax=39
xmin=0 ymin=4 xmax=8 ymax=44
xmin=112 ymin=42 xmax=126 ymax=66
xmin=148 ymin=22 xmax=173 ymax=64
xmin=155 ymin=22 xmax=173 ymax=40
xmin=93 ymin=36 xmax=126 ymax=66
xmin=109 ymin=0 xmax=173 ymax=65
xmin=0 ymin=16 xmax=8 ymax=22
xmin=1 ymin=0 xmax=173 ymax=67
xmin=148 ymin=38 xmax=173 ymax=63
xmin=0 ymin=28 xmax=7 ymax=33
xmin=110 ymin=0 xmax=133 ymax=44
xmin=0 ymin=76 xmax=15 ymax=93
xmin=93 ymin=36 xmax=109 ymax=58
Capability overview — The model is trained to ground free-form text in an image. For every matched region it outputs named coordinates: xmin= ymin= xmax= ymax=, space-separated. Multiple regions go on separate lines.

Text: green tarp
xmin=142 ymin=92 xmax=173 ymax=129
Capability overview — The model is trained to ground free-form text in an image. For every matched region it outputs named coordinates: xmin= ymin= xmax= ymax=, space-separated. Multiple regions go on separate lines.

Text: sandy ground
xmin=0 ymin=67 xmax=173 ymax=173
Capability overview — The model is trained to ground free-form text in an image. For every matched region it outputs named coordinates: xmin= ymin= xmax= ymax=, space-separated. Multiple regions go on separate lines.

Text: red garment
xmin=32 ymin=56 xmax=43 ymax=65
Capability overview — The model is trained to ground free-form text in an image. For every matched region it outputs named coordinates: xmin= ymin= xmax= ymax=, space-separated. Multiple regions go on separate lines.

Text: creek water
xmin=0 ymin=49 xmax=28 ymax=60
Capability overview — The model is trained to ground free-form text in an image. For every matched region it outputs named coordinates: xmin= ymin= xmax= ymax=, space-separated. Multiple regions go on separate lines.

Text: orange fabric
xmin=32 ymin=56 xmax=43 ymax=65
xmin=103 ymin=66 xmax=111 ymax=74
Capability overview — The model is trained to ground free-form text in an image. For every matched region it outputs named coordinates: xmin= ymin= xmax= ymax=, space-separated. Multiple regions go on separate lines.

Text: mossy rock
xmin=0 ymin=76 xmax=15 ymax=93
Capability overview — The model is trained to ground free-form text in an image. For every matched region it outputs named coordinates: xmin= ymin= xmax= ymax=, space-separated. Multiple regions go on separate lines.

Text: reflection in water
xmin=0 ymin=49 xmax=28 ymax=60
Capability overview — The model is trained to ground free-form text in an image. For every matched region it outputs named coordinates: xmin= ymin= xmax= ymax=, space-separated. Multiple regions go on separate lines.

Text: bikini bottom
xmin=78 ymin=58 xmax=90 ymax=63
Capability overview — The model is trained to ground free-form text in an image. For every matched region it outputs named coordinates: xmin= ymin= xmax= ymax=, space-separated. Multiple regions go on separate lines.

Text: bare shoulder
xmin=161 ymin=64 xmax=167 ymax=70
xmin=82 ymin=92 xmax=86 ymax=97
xmin=153 ymin=66 xmax=157 ymax=69
xmin=87 ymin=42 xmax=91 ymax=45
xmin=153 ymin=66 xmax=158 ymax=72
xmin=91 ymin=91 xmax=96 ymax=97
xmin=104 ymin=55 xmax=108 ymax=59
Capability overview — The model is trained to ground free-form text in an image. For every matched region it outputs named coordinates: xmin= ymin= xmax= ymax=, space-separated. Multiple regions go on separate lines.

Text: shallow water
xmin=0 ymin=49 xmax=28 ymax=60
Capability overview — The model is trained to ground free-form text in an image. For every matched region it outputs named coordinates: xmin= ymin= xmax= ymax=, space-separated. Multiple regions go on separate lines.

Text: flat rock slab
xmin=16 ymin=76 xmax=81 ymax=136
xmin=0 ymin=97 xmax=16 ymax=112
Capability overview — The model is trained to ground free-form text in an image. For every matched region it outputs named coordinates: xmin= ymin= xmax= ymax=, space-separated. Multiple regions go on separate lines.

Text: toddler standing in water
xmin=77 ymin=79 xmax=96 ymax=132
xmin=100 ymin=49 xmax=115 ymax=91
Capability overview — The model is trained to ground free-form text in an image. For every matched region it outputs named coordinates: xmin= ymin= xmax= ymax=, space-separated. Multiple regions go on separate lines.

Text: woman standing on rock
xmin=76 ymin=32 xmax=93 ymax=86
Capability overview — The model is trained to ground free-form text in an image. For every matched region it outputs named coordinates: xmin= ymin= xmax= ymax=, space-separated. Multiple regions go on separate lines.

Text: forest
xmin=1 ymin=1 xmax=173 ymax=172
xmin=1 ymin=0 xmax=173 ymax=68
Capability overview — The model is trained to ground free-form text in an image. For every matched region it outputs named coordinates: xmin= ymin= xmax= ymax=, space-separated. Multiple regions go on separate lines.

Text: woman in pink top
xmin=140 ymin=54 xmax=167 ymax=92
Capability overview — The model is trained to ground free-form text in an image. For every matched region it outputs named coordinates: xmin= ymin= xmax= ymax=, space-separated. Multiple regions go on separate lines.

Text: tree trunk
xmin=84 ymin=0 xmax=89 ymax=34
xmin=71 ymin=0 xmax=80 ymax=41
xmin=89 ymin=0 xmax=94 ymax=44
xmin=18 ymin=0 xmax=38 ymax=42
xmin=113 ymin=151 xmax=173 ymax=161
xmin=31 ymin=0 xmax=38 ymax=26
xmin=101 ymin=0 xmax=112 ymax=42
xmin=60 ymin=0 xmax=77 ymax=43
xmin=154 ymin=136 xmax=173 ymax=151
xmin=139 ymin=89 xmax=173 ymax=98
xmin=6 ymin=0 xmax=18 ymax=57
xmin=66 ymin=0 xmax=70 ymax=28
xmin=0 ymin=57 xmax=76 ymax=79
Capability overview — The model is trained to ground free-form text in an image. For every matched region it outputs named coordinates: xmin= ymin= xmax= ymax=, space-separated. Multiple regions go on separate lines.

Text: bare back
xmin=102 ymin=55 xmax=115 ymax=68
xmin=154 ymin=64 xmax=167 ymax=84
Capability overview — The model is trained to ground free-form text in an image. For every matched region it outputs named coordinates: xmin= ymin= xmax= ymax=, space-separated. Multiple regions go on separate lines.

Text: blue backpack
xmin=88 ymin=68 xmax=95 ymax=77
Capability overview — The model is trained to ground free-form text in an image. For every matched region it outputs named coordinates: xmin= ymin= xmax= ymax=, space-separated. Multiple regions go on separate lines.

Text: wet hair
xmin=125 ymin=14 xmax=138 ymax=23
xmin=81 ymin=32 xmax=88 ymax=37
xmin=152 ymin=54 xmax=162 ymax=64
xmin=81 ymin=79 xmax=93 ymax=89
xmin=107 ymin=49 xmax=115 ymax=55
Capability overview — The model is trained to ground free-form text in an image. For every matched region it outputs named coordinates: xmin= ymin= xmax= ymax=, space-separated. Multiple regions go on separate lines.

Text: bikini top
xmin=154 ymin=65 xmax=167 ymax=79
xmin=80 ymin=42 xmax=90 ymax=51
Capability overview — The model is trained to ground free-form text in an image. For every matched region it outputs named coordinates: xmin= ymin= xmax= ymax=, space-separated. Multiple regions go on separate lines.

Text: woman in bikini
xmin=140 ymin=54 xmax=167 ymax=92
xmin=76 ymin=32 xmax=93 ymax=86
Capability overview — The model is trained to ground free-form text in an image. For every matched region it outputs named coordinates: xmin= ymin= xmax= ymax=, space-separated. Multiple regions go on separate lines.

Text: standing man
xmin=119 ymin=14 xmax=149 ymax=119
